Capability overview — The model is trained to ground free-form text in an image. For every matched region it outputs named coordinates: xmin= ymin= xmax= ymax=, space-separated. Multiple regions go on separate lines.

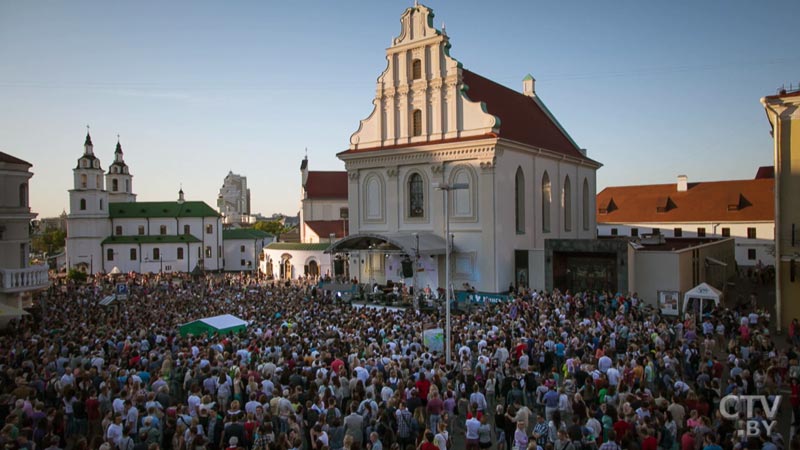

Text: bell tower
xmin=66 ymin=128 xmax=110 ymax=273
xmin=106 ymin=137 xmax=136 ymax=203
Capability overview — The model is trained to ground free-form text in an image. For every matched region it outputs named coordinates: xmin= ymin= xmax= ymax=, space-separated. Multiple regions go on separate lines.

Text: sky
xmin=1 ymin=0 xmax=799 ymax=219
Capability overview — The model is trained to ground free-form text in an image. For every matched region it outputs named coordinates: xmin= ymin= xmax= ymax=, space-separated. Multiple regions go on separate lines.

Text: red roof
xmin=304 ymin=171 xmax=348 ymax=199
xmin=461 ymin=70 xmax=590 ymax=161
xmin=305 ymin=220 xmax=349 ymax=239
xmin=597 ymin=178 xmax=774 ymax=223
xmin=0 ymin=151 xmax=31 ymax=166
xmin=755 ymin=166 xmax=774 ymax=179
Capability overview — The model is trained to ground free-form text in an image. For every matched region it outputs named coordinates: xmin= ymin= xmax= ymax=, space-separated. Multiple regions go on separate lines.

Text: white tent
xmin=682 ymin=282 xmax=722 ymax=319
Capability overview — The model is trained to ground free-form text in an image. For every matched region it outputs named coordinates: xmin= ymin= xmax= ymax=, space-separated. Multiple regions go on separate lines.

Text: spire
xmin=115 ymin=134 xmax=122 ymax=154
xmin=84 ymin=124 xmax=94 ymax=154
xmin=178 ymin=186 xmax=185 ymax=204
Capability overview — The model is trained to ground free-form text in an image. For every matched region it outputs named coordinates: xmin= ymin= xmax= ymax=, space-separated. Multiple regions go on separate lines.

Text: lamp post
xmin=434 ymin=182 xmax=469 ymax=365
xmin=412 ymin=232 xmax=419 ymax=308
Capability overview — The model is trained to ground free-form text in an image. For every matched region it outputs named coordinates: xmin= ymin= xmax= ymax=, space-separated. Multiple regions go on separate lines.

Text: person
xmin=514 ymin=421 xmax=529 ymax=450
xmin=367 ymin=431 xmax=383 ymax=450
xmin=420 ymin=431 xmax=439 ymax=450
xmin=433 ymin=422 xmax=449 ymax=450
xmin=466 ymin=414 xmax=481 ymax=450
xmin=478 ymin=414 xmax=492 ymax=449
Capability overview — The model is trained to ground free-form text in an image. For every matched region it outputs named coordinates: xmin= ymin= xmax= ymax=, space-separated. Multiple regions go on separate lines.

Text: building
xmin=217 ymin=171 xmax=253 ymax=226
xmin=626 ymin=236 xmax=736 ymax=313
xmin=596 ymin=172 xmax=775 ymax=268
xmin=66 ymin=132 xmax=223 ymax=273
xmin=261 ymin=157 xmax=349 ymax=280
xmin=327 ymin=3 xmax=600 ymax=293
xmin=762 ymin=88 xmax=800 ymax=331
xmin=222 ymin=229 xmax=273 ymax=272
xmin=299 ymin=156 xmax=349 ymax=243
xmin=0 ymin=152 xmax=49 ymax=312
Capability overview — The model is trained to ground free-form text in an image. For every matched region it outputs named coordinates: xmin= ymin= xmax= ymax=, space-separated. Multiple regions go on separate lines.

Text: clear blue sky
xmin=2 ymin=0 xmax=798 ymax=218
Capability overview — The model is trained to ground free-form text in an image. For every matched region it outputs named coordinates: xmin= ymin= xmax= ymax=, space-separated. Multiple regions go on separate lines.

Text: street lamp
xmin=412 ymin=232 xmax=419 ymax=308
xmin=434 ymin=181 xmax=469 ymax=365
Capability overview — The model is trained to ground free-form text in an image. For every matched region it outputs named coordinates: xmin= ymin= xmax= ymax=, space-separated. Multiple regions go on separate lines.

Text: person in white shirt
xmin=106 ymin=414 xmax=124 ymax=446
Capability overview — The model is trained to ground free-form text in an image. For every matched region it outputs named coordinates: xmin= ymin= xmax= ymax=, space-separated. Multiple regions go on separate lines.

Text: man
xmin=532 ymin=414 xmax=549 ymax=448
xmin=396 ymin=401 xmax=414 ymax=448
xmin=105 ymin=413 xmax=124 ymax=447
xmin=368 ymin=431 xmax=383 ymax=450
xmin=344 ymin=404 xmax=364 ymax=449
xmin=543 ymin=385 xmax=559 ymax=421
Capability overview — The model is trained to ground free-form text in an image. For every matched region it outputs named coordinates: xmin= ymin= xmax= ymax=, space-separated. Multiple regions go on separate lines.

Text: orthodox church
xmin=328 ymin=3 xmax=602 ymax=292
xmin=66 ymin=132 xmax=223 ymax=274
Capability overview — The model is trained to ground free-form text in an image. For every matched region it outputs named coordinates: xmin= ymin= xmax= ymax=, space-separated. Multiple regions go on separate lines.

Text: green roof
xmin=109 ymin=201 xmax=219 ymax=219
xmin=223 ymin=229 xmax=272 ymax=240
xmin=265 ymin=242 xmax=331 ymax=251
xmin=102 ymin=235 xmax=201 ymax=245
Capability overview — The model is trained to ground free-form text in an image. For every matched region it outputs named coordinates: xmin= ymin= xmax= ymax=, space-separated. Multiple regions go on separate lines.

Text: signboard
xmin=115 ymin=283 xmax=129 ymax=300
xmin=455 ymin=291 xmax=513 ymax=304
xmin=658 ymin=290 xmax=679 ymax=316
xmin=423 ymin=328 xmax=444 ymax=353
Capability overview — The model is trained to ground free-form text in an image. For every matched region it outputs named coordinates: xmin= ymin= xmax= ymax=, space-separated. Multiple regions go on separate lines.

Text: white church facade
xmin=66 ymin=133 xmax=223 ymax=273
xmin=328 ymin=4 xmax=601 ymax=293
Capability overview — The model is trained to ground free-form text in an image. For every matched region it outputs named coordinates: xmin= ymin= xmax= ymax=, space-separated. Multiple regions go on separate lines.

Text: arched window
xmin=96 ymin=175 xmax=101 ymax=188
xmin=79 ymin=198 xmax=86 ymax=210
xmin=412 ymin=109 xmax=422 ymax=136
xmin=412 ymin=59 xmax=422 ymax=80
xmin=365 ymin=175 xmax=383 ymax=221
xmin=184 ymin=224 xmax=191 ymax=235
xmin=563 ymin=175 xmax=572 ymax=232
xmin=582 ymin=178 xmax=590 ymax=231
xmin=409 ymin=173 xmax=424 ymax=218
xmin=18 ymin=183 xmax=27 ymax=207
xmin=542 ymin=172 xmax=551 ymax=233
xmin=80 ymin=174 xmax=87 ymax=188
xmin=451 ymin=168 xmax=474 ymax=218
xmin=515 ymin=167 xmax=525 ymax=233
xmin=112 ymin=179 xmax=119 ymax=192
xmin=125 ymin=179 xmax=130 ymax=192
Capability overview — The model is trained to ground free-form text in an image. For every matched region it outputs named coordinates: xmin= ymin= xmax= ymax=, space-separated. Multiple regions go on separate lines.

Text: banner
xmin=658 ymin=290 xmax=679 ymax=316
xmin=455 ymin=291 xmax=513 ymax=304
xmin=423 ymin=328 xmax=444 ymax=353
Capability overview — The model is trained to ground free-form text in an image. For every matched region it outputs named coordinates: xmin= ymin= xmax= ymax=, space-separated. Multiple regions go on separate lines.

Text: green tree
xmin=253 ymin=220 xmax=293 ymax=241
xmin=32 ymin=229 xmax=67 ymax=255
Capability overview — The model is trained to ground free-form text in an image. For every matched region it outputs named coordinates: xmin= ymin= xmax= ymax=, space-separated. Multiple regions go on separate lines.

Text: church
xmin=66 ymin=132 xmax=223 ymax=274
xmin=328 ymin=3 xmax=601 ymax=293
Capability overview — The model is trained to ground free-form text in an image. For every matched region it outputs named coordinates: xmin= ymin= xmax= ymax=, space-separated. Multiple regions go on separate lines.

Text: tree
xmin=32 ymin=229 xmax=66 ymax=255
xmin=253 ymin=220 xmax=293 ymax=241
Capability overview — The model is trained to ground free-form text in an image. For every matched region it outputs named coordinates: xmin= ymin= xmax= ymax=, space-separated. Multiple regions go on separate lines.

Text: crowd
xmin=0 ymin=272 xmax=796 ymax=450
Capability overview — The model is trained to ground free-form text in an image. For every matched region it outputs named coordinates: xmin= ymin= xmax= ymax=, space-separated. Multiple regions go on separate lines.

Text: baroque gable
xmin=349 ymin=4 xmax=498 ymax=151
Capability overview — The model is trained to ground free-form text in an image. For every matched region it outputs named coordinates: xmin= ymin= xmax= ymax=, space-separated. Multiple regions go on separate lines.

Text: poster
xmin=423 ymin=328 xmax=444 ymax=353
xmin=658 ymin=290 xmax=679 ymax=316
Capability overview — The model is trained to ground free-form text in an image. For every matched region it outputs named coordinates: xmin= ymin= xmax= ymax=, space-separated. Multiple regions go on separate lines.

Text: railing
xmin=0 ymin=265 xmax=50 ymax=293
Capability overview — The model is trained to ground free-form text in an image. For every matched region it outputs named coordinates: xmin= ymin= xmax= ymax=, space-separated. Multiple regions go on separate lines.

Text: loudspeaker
xmin=401 ymin=260 xmax=414 ymax=278
xmin=334 ymin=260 xmax=344 ymax=276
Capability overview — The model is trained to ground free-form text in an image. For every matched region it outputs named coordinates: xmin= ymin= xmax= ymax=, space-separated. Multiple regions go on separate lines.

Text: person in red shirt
xmin=416 ymin=372 xmax=431 ymax=407
xmin=681 ymin=429 xmax=695 ymax=450
xmin=419 ymin=431 xmax=438 ymax=450
xmin=612 ymin=419 xmax=631 ymax=443
xmin=641 ymin=427 xmax=658 ymax=450
xmin=791 ymin=378 xmax=800 ymax=426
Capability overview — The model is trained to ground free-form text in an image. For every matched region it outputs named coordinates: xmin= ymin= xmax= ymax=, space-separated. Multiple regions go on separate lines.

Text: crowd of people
xmin=0 ymin=272 xmax=796 ymax=450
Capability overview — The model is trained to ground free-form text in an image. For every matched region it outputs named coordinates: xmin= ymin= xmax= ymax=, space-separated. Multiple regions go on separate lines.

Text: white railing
xmin=0 ymin=265 xmax=50 ymax=293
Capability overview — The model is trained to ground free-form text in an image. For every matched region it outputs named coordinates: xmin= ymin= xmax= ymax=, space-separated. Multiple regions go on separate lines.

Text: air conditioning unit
xmin=640 ymin=234 xmax=666 ymax=245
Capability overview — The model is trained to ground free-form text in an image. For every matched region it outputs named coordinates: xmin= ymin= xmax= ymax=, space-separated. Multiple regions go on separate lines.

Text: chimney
xmin=522 ymin=74 xmax=535 ymax=97
xmin=677 ymin=175 xmax=688 ymax=192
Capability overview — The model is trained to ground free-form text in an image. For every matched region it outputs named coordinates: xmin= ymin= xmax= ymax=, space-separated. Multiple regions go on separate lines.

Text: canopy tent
xmin=682 ymin=282 xmax=722 ymax=319
xmin=179 ymin=314 xmax=247 ymax=337
xmin=326 ymin=232 xmax=447 ymax=255
xmin=109 ymin=266 xmax=122 ymax=275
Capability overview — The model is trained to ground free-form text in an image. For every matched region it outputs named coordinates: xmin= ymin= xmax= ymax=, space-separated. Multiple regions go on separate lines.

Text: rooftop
xmin=304 ymin=220 xmax=348 ymax=239
xmin=101 ymin=235 xmax=201 ymax=245
xmin=109 ymin=201 xmax=219 ymax=219
xmin=265 ymin=242 xmax=331 ymax=251
xmin=0 ymin=151 xmax=31 ymax=167
xmin=222 ymin=229 xmax=272 ymax=240
xmin=304 ymin=171 xmax=348 ymax=199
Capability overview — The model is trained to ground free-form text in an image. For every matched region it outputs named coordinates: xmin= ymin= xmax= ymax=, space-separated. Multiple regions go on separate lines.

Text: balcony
xmin=0 ymin=265 xmax=50 ymax=293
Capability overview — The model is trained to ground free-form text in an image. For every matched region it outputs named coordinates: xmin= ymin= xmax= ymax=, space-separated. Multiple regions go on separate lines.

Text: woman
xmin=477 ymin=415 xmax=492 ymax=449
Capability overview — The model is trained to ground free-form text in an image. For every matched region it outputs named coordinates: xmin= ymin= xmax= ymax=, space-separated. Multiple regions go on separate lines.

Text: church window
xmin=112 ymin=179 xmax=119 ymax=192
xmin=18 ymin=183 xmax=27 ymax=207
xmin=206 ymin=224 xmax=213 ymax=234
xmin=99 ymin=199 xmax=103 ymax=210
xmin=130 ymin=248 xmax=137 ymax=260
xmin=138 ymin=225 xmax=145 ymax=235
xmin=240 ymin=245 xmax=246 ymax=253
xmin=184 ymin=224 xmax=191 ymax=235
xmin=153 ymin=248 xmax=160 ymax=260
xmin=160 ymin=225 xmax=167 ymax=235
xmin=412 ymin=109 xmax=422 ymax=136
xmin=515 ymin=167 xmax=525 ymax=233
xmin=205 ymin=246 xmax=212 ymax=258
xmin=80 ymin=174 xmax=87 ymax=188
xmin=79 ymin=198 xmax=86 ymax=210
xmin=107 ymin=249 xmax=114 ymax=261
xmin=582 ymin=178 xmax=590 ymax=231
xmin=409 ymin=173 xmax=424 ymax=218
xmin=542 ymin=171 xmax=551 ymax=233
xmin=115 ymin=226 xmax=122 ymax=236
xmin=96 ymin=175 xmax=101 ymax=187
xmin=177 ymin=248 xmax=184 ymax=260
xmin=563 ymin=175 xmax=572 ymax=232
xmin=125 ymin=179 xmax=130 ymax=192
xmin=412 ymin=59 xmax=422 ymax=80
